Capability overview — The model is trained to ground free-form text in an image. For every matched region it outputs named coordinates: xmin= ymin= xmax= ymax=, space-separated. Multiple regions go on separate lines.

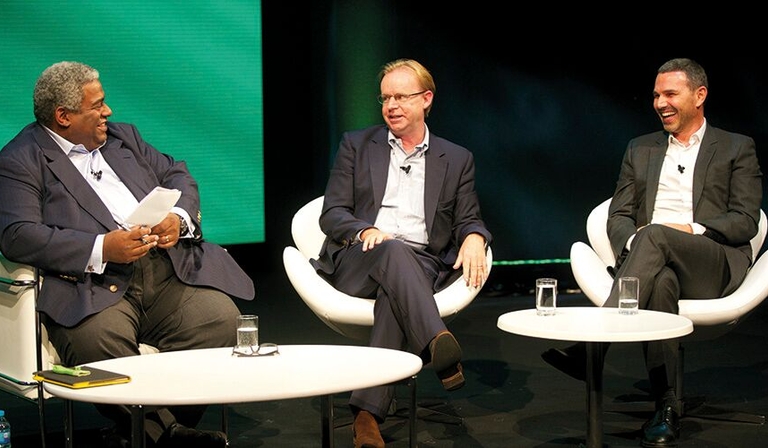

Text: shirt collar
xmin=668 ymin=119 xmax=707 ymax=148
xmin=388 ymin=123 xmax=430 ymax=154
xmin=42 ymin=124 xmax=106 ymax=155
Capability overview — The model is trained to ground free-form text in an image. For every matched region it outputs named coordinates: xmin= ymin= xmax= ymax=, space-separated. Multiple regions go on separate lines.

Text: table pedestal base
xmin=583 ymin=342 xmax=605 ymax=448
xmin=130 ymin=405 xmax=146 ymax=448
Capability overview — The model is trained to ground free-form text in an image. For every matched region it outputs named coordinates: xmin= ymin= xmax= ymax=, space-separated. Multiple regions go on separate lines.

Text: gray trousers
xmin=45 ymin=248 xmax=241 ymax=441
xmin=604 ymin=224 xmax=749 ymax=404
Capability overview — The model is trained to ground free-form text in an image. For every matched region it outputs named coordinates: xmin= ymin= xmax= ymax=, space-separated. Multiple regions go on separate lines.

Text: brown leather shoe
xmin=352 ymin=410 xmax=384 ymax=448
xmin=429 ymin=330 xmax=465 ymax=391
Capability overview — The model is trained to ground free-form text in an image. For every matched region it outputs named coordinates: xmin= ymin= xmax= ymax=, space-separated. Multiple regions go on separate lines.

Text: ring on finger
xmin=164 ymin=235 xmax=170 ymax=243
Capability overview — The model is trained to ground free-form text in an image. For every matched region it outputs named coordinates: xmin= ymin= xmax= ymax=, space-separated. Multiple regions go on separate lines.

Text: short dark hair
xmin=658 ymin=58 xmax=708 ymax=91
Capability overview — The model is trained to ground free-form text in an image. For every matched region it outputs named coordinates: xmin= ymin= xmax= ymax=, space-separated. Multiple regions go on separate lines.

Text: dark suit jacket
xmin=607 ymin=124 xmax=763 ymax=292
xmin=312 ymin=125 xmax=492 ymax=286
xmin=0 ymin=122 xmax=255 ymax=327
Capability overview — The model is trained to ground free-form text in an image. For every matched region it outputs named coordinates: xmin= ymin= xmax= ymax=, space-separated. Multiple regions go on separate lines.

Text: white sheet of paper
xmin=124 ymin=187 xmax=182 ymax=227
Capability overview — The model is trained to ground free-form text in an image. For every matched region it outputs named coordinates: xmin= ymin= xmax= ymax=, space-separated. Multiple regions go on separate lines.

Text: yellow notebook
xmin=34 ymin=366 xmax=131 ymax=389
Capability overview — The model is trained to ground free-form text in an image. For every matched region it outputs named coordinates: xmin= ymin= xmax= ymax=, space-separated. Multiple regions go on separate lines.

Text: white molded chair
xmin=282 ymin=196 xmax=493 ymax=443
xmin=0 ymin=253 xmax=159 ymax=447
xmin=570 ymin=198 xmax=768 ymax=423
xmin=282 ymin=196 xmax=493 ymax=342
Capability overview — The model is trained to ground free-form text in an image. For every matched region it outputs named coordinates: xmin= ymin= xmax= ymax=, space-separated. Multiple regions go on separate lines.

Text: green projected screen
xmin=0 ymin=1 xmax=265 ymax=245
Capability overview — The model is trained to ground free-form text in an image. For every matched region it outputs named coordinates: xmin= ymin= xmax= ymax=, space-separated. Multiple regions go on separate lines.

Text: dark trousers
xmin=45 ymin=249 xmax=241 ymax=441
xmin=604 ymin=224 xmax=749 ymax=405
xmin=327 ymin=240 xmax=450 ymax=420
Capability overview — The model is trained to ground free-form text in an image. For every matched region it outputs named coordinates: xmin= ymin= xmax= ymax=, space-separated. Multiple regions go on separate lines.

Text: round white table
xmin=43 ymin=345 xmax=423 ymax=448
xmin=497 ymin=307 xmax=693 ymax=448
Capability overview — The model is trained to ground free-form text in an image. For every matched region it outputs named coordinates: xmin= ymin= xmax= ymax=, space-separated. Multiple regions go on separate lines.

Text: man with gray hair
xmin=0 ymin=61 xmax=255 ymax=447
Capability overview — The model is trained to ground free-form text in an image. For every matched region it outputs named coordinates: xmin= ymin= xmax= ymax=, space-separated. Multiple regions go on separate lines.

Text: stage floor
xmin=6 ymin=266 xmax=768 ymax=447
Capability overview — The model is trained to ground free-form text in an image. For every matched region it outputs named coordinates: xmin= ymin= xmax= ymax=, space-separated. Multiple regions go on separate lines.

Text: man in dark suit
xmin=311 ymin=58 xmax=492 ymax=448
xmin=0 ymin=61 xmax=255 ymax=448
xmin=542 ymin=58 xmax=763 ymax=447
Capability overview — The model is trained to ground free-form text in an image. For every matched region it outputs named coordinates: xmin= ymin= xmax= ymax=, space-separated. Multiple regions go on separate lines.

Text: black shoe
xmin=641 ymin=405 xmax=680 ymax=447
xmin=157 ymin=422 xmax=228 ymax=448
xmin=540 ymin=343 xmax=587 ymax=381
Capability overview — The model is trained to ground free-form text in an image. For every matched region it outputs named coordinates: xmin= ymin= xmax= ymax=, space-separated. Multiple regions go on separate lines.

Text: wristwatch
xmin=176 ymin=214 xmax=189 ymax=237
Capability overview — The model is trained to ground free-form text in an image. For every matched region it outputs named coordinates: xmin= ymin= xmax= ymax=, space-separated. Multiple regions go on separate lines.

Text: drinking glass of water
xmin=535 ymin=278 xmax=557 ymax=316
xmin=618 ymin=277 xmax=639 ymax=315
xmin=235 ymin=314 xmax=259 ymax=351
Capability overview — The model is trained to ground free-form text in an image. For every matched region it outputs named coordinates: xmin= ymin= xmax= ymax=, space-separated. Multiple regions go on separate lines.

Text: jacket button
xmin=109 ymin=284 xmax=118 ymax=293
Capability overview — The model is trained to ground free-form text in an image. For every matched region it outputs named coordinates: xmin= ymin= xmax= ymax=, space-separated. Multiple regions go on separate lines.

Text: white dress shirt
xmin=43 ymin=126 xmax=193 ymax=273
xmin=627 ymin=120 xmax=708 ymax=251
xmin=372 ymin=126 xmax=430 ymax=249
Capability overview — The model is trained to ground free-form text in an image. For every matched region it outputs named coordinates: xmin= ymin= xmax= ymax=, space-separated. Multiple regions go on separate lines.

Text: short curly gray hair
xmin=33 ymin=61 xmax=100 ymax=126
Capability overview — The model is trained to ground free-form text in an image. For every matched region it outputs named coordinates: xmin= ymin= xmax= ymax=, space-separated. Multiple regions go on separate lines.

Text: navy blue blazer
xmin=0 ymin=122 xmax=255 ymax=326
xmin=312 ymin=125 xmax=492 ymax=286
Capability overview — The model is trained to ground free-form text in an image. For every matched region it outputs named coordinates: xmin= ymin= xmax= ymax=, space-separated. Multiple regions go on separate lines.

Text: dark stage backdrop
xmin=1 ymin=1 xmax=265 ymax=246
xmin=284 ymin=3 xmax=768 ymax=267
xmin=3 ymin=3 xmax=761 ymax=271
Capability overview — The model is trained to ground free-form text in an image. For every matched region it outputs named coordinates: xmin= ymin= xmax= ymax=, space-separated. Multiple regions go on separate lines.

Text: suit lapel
xmin=33 ymin=126 xmax=118 ymax=230
xmin=645 ymin=134 xmax=667 ymax=220
xmin=101 ymin=136 xmax=153 ymax=201
xmin=644 ymin=128 xmax=717 ymax=219
xmin=692 ymin=128 xmax=717 ymax=213
xmin=424 ymin=142 xmax=447 ymax=235
xmin=367 ymin=127 xmax=445 ymax=235
xmin=369 ymin=129 xmax=390 ymax=211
